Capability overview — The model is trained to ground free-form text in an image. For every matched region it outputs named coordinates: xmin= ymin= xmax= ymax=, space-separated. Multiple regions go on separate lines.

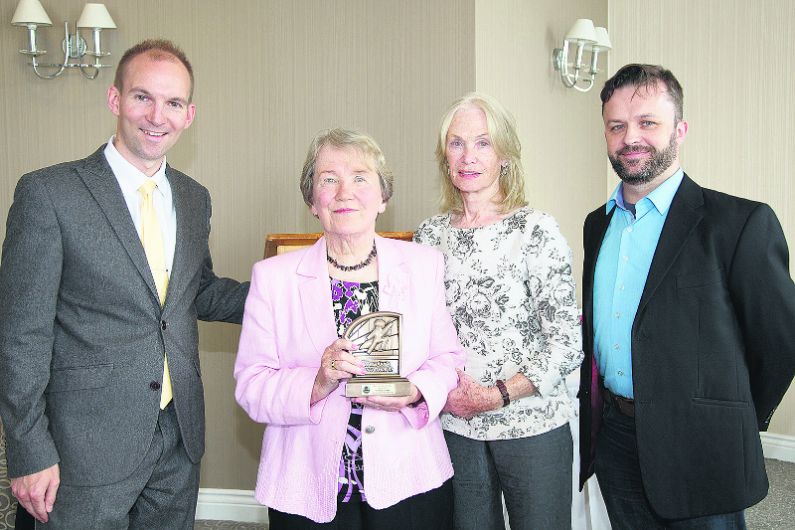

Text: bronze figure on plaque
xmin=343 ymin=311 xmax=411 ymax=397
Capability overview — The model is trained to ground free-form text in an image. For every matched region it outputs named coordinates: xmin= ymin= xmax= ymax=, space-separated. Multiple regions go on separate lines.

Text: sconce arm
xmin=28 ymin=22 xmax=73 ymax=79
xmin=553 ymin=41 xmax=579 ymax=88
xmin=16 ymin=19 xmax=114 ymax=80
xmin=553 ymin=39 xmax=602 ymax=92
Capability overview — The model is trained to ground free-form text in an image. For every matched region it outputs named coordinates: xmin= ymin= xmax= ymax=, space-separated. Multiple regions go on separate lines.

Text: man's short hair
xmin=113 ymin=39 xmax=194 ymax=102
xmin=600 ymin=64 xmax=683 ymax=121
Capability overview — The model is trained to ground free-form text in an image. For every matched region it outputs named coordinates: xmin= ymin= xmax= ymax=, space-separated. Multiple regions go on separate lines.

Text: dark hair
xmin=113 ymin=39 xmax=194 ymax=102
xmin=600 ymin=64 xmax=683 ymax=121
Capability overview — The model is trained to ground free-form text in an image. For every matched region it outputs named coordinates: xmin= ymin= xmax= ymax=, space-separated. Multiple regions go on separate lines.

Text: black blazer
xmin=579 ymin=174 xmax=795 ymax=519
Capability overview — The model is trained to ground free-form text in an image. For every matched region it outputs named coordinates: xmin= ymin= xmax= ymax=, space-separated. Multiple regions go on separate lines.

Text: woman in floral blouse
xmin=414 ymin=93 xmax=583 ymax=530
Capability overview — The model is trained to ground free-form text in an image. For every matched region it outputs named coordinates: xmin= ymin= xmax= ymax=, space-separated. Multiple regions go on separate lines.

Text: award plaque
xmin=343 ymin=311 xmax=411 ymax=397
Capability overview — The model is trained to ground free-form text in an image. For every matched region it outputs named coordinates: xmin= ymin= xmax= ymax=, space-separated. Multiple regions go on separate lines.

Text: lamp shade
xmin=565 ymin=18 xmax=596 ymax=43
xmin=11 ymin=0 xmax=52 ymax=26
xmin=593 ymin=27 xmax=612 ymax=49
xmin=77 ymin=3 xmax=116 ymax=29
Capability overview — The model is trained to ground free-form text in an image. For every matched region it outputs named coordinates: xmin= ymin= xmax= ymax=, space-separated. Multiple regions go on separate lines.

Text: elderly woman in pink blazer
xmin=234 ymin=128 xmax=465 ymax=529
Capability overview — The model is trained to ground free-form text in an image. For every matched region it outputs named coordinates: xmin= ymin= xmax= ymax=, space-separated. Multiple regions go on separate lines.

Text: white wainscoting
xmin=195 ymin=433 xmax=795 ymax=525
xmin=761 ymin=432 xmax=795 ymax=463
xmin=195 ymin=489 xmax=268 ymax=524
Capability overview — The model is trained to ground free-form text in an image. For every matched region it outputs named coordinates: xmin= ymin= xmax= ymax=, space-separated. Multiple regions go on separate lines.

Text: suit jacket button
xmin=364 ymin=425 xmax=375 ymax=434
xmin=150 ymin=381 xmax=161 ymax=391
xmin=161 ymin=320 xmax=167 ymax=331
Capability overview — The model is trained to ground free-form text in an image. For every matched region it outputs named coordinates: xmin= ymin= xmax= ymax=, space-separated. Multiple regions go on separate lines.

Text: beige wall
xmin=1 ymin=0 xmax=609 ymax=490
xmin=0 ymin=0 xmax=475 ymax=489
xmin=474 ymin=0 xmax=608 ymax=295
xmin=609 ymin=0 xmax=795 ymax=436
xmin=3 ymin=0 xmax=791 ymax=492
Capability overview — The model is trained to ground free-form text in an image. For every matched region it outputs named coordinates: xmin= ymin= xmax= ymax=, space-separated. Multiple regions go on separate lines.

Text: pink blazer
xmin=234 ymin=235 xmax=465 ymax=523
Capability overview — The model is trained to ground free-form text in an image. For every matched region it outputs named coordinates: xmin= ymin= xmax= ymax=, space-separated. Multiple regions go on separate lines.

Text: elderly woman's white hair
xmin=300 ymin=128 xmax=394 ymax=207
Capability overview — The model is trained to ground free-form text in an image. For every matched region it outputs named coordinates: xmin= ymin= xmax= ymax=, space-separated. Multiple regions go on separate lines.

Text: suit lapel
xmin=581 ymin=205 xmax=615 ymax=470
xmin=297 ymin=238 xmax=338 ymax=354
xmin=636 ymin=175 xmax=704 ymax=319
xmin=77 ymin=147 xmax=160 ymax=305
xmin=165 ymin=167 xmax=198 ymax=311
xmin=583 ymin=207 xmax=614 ymax=342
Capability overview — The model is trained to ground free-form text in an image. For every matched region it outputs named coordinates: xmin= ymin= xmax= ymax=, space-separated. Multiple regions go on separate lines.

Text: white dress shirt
xmin=103 ymin=136 xmax=176 ymax=275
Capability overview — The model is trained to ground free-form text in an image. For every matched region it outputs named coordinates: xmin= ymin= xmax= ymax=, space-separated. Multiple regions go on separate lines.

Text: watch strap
xmin=495 ymin=379 xmax=510 ymax=407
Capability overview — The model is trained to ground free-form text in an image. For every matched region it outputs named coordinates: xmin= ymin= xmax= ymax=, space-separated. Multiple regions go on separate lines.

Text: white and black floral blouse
xmin=414 ymin=207 xmax=583 ymax=440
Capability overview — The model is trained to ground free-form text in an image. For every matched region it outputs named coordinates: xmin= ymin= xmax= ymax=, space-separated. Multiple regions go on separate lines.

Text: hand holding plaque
xmin=343 ymin=311 xmax=411 ymax=397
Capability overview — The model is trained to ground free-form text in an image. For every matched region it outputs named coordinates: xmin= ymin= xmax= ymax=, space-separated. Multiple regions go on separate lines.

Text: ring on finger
xmin=330 ymin=359 xmax=337 ymax=370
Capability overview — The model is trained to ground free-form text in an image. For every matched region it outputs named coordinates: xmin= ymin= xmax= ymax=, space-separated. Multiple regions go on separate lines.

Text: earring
xmin=500 ymin=163 xmax=509 ymax=177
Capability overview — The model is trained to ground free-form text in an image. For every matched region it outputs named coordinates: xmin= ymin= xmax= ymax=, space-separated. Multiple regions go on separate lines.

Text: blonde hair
xmin=300 ymin=128 xmax=394 ymax=206
xmin=436 ymin=92 xmax=527 ymax=214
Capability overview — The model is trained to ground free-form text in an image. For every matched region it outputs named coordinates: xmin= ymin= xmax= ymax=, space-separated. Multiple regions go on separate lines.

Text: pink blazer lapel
xmin=297 ymin=237 xmax=338 ymax=356
xmin=376 ymin=236 xmax=410 ymax=317
xmin=296 ymin=236 xmax=411 ymax=357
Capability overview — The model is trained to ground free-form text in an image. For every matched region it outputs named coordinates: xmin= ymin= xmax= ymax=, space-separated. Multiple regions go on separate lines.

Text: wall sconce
xmin=11 ymin=0 xmax=117 ymax=80
xmin=552 ymin=19 xmax=611 ymax=93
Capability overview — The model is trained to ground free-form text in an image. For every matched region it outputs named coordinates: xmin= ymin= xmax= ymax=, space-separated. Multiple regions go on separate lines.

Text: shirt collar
xmin=606 ymin=168 xmax=685 ymax=216
xmin=103 ymin=135 xmax=169 ymax=198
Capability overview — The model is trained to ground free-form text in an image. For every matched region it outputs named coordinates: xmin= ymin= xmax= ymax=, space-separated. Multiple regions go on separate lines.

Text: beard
xmin=608 ymin=131 xmax=678 ymax=185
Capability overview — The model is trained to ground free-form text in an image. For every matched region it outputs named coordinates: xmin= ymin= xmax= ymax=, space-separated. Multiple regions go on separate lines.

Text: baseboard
xmin=195 ymin=488 xmax=269 ymax=523
xmin=760 ymin=432 xmax=795 ymax=463
xmin=196 ymin=434 xmax=795 ymax=524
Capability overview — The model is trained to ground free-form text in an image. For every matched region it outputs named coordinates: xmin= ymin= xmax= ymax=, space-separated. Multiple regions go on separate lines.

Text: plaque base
xmin=345 ymin=378 xmax=412 ymax=397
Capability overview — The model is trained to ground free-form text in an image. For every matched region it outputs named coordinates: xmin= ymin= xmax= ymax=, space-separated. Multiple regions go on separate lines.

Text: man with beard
xmin=578 ymin=63 xmax=795 ymax=529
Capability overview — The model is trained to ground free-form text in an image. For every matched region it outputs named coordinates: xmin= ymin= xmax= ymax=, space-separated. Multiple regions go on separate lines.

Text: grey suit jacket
xmin=0 ymin=146 xmax=249 ymax=486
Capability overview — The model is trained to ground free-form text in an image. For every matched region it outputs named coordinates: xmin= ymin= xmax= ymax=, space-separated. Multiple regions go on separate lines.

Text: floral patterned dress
xmin=414 ymin=207 xmax=583 ymax=440
xmin=330 ymin=278 xmax=379 ymax=502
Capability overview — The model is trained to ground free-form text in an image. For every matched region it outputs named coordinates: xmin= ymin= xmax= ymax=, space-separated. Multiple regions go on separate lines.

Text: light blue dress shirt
xmin=593 ymin=169 xmax=684 ymax=398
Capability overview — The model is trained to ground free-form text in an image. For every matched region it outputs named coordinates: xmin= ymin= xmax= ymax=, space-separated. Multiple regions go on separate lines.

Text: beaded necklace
xmin=327 ymin=242 xmax=377 ymax=272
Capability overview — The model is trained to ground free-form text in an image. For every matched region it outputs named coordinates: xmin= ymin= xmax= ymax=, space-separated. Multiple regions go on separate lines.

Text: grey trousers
xmin=39 ymin=403 xmax=200 ymax=529
xmin=444 ymin=424 xmax=572 ymax=530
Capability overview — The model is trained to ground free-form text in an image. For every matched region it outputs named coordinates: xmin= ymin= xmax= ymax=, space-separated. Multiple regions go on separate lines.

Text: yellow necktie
xmin=139 ymin=180 xmax=173 ymax=409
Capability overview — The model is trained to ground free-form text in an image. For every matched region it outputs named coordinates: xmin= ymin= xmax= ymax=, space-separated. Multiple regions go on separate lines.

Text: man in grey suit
xmin=0 ymin=39 xmax=250 ymax=528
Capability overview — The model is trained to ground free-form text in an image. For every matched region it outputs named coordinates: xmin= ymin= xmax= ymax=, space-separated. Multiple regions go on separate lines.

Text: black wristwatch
xmin=495 ymin=379 xmax=510 ymax=407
